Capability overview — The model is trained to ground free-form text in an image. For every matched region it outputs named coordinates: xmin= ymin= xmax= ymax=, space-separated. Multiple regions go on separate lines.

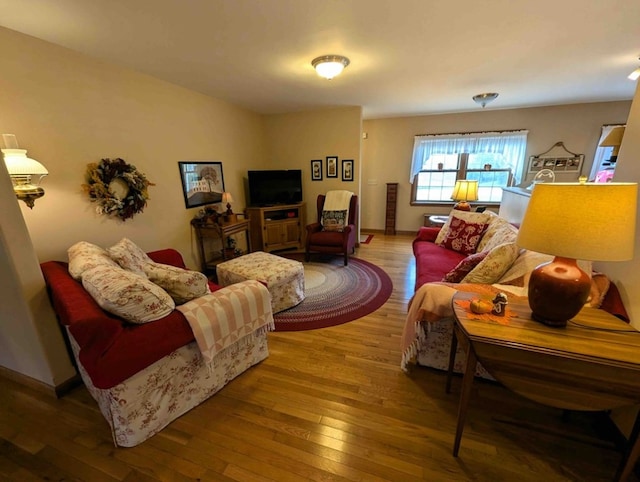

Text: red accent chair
xmin=305 ymin=194 xmax=358 ymax=266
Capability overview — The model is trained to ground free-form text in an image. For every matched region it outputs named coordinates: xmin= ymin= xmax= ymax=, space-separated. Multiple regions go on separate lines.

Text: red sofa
xmin=412 ymin=226 xmax=466 ymax=289
xmin=411 ymin=225 xmax=629 ymax=321
xmin=41 ymin=248 xmax=273 ymax=447
xmin=41 ymin=248 xmax=218 ymax=389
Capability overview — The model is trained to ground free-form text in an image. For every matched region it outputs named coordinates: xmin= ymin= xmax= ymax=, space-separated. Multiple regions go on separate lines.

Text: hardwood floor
xmin=1 ymin=233 xmax=638 ymax=481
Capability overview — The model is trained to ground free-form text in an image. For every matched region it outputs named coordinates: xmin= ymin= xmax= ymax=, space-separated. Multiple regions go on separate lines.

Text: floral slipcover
xmin=70 ymin=329 xmax=269 ymax=447
xmin=217 ymin=251 xmax=305 ymax=313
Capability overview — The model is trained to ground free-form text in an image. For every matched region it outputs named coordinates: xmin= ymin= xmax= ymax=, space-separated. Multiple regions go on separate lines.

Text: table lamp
xmin=599 ymin=126 xmax=625 ymax=164
xmin=516 ymin=181 xmax=637 ymax=327
xmin=451 ymin=180 xmax=478 ymax=211
xmin=222 ymin=192 xmax=234 ymax=215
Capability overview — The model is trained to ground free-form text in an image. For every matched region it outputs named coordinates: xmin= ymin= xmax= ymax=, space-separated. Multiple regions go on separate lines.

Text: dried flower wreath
xmin=82 ymin=158 xmax=154 ymax=221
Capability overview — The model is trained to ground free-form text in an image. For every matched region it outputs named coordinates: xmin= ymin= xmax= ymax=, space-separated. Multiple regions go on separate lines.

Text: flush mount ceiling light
xmin=473 ymin=92 xmax=499 ymax=108
xmin=629 ymin=57 xmax=640 ymax=81
xmin=311 ymin=55 xmax=350 ymax=80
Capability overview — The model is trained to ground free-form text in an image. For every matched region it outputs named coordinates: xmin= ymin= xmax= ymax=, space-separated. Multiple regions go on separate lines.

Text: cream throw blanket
xmin=400 ymin=282 xmax=525 ymax=371
xmin=323 ymin=190 xmax=353 ymax=220
xmin=177 ymin=280 xmax=274 ymax=364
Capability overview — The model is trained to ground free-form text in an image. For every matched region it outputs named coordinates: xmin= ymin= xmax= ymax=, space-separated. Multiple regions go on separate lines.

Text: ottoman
xmin=216 ymin=251 xmax=305 ymax=313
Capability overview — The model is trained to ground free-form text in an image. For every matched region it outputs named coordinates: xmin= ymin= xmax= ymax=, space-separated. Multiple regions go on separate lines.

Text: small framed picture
xmin=342 ymin=159 xmax=354 ymax=181
xmin=326 ymin=156 xmax=338 ymax=178
xmin=311 ymin=159 xmax=322 ymax=181
xmin=178 ymin=161 xmax=225 ymax=209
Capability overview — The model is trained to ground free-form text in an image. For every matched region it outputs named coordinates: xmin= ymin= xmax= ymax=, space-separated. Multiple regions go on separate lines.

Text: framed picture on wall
xmin=326 ymin=156 xmax=338 ymax=178
xmin=311 ymin=159 xmax=322 ymax=181
xmin=178 ymin=161 xmax=225 ymax=209
xmin=342 ymin=159 xmax=354 ymax=181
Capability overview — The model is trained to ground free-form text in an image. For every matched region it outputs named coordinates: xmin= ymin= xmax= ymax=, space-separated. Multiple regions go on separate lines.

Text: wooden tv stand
xmin=246 ymin=203 xmax=306 ymax=253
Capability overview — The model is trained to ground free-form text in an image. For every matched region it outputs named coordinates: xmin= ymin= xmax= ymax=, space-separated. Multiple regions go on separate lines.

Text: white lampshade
xmin=311 ymin=55 xmax=350 ymax=80
xmin=2 ymin=148 xmax=48 ymax=176
xmin=1 ymin=147 xmax=48 ymax=209
xmin=221 ymin=192 xmax=233 ymax=204
xmin=517 ymin=182 xmax=637 ymax=261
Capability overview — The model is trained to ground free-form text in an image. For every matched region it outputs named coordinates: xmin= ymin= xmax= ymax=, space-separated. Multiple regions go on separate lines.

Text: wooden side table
xmin=448 ymin=291 xmax=640 ymax=481
xmin=191 ymin=218 xmax=251 ymax=275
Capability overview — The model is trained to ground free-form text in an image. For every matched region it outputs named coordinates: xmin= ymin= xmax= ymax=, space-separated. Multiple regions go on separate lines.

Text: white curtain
xmin=410 ymin=130 xmax=529 ymax=184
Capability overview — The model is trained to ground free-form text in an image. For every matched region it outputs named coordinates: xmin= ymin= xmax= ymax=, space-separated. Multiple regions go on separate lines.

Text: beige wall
xmin=362 ymin=102 xmax=631 ymax=232
xmin=262 ymin=107 xmax=362 ymax=225
xmin=0 ymin=26 xmax=267 ymax=388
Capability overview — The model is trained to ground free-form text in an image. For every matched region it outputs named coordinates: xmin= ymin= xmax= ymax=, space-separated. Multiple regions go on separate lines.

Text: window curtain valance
xmin=410 ymin=130 xmax=529 ymax=184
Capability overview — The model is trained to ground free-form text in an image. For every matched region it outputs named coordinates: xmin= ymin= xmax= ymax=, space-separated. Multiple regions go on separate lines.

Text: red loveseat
xmin=41 ymin=248 xmax=273 ymax=447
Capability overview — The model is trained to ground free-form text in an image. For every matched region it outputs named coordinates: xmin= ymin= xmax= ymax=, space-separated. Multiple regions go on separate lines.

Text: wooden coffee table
xmin=448 ymin=291 xmax=640 ymax=481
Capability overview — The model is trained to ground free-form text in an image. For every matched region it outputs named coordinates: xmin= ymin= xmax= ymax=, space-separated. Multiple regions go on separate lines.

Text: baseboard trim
xmin=361 ymin=228 xmax=415 ymax=236
xmin=0 ymin=365 xmax=81 ymax=399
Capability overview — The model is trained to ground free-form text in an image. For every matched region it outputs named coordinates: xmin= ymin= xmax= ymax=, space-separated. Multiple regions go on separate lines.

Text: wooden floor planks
xmin=0 ymin=233 xmax=638 ymax=481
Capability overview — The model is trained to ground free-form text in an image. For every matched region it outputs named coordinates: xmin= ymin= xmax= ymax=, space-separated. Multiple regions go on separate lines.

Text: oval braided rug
xmin=274 ymin=254 xmax=393 ymax=331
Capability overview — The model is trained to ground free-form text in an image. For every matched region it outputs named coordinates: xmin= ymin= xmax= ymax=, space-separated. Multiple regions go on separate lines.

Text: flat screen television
xmin=247 ymin=169 xmax=303 ymax=206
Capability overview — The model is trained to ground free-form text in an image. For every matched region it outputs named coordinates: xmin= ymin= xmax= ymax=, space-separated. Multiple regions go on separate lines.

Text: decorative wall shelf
xmin=527 ymin=141 xmax=584 ymax=174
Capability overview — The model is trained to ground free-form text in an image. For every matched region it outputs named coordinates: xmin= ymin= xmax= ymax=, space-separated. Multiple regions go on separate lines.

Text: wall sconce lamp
xmin=517 ymin=181 xmax=637 ymax=327
xmin=450 ymin=179 xmax=479 ymax=211
xmin=599 ymin=125 xmax=625 ymax=164
xmin=1 ymin=134 xmax=48 ymax=209
xmin=311 ymin=55 xmax=350 ymax=80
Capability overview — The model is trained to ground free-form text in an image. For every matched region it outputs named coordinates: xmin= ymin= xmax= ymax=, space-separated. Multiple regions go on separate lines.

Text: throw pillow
xmin=81 ymin=264 xmax=175 ymax=323
xmin=146 ymin=263 xmax=210 ymax=304
xmin=498 ymin=249 xmax=593 ymax=287
xmin=476 ymin=217 xmax=519 ymax=253
xmin=68 ymin=241 xmax=120 ymax=280
xmin=321 ymin=209 xmax=347 ymax=232
xmin=107 ymin=238 xmax=153 ymax=277
xmin=461 ymin=242 xmax=520 ymax=284
xmin=435 ymin=210 xmax=495 ymax=245
xmin=440 ymin=216 xmax=488 ymax=255
xmin=442 ymin=251 xmax=489 ymax=283
xmin=585 ymin=273 xmax=610 ymax=309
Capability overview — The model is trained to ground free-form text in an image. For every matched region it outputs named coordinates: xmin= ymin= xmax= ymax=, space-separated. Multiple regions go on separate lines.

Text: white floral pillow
xmin=498 ymin=249 xmax=593 ymax=287
xmin=81 ymin=264 xmax=175 ymax=323
xmin=435 ymin=210 xmax=495 ymax=246
xmin=107 ymin=238 xmax=152 ymax=277
xmin=476 ymin=217 xmax=519 ymax=253
xmin=68 ymin=241 xmax=119 ymax=280
xmin=146 ymin=263 xmax=210 ymax=304
xmin=461 ymin=242 xmax=520 ymax=284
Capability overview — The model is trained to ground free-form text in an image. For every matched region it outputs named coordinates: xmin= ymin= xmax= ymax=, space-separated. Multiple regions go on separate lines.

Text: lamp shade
xmin=2 ymin=148 xmax=48 ymax=176
xmin=599 ymin=126 xmax=625 ymax=148
xmin=451 ymin=180 xmax=479 ymax=202
xmin=517 ymin=182 xmax=637 ymax=262
xmin=221 ymin=192 xmax=233 ymax=204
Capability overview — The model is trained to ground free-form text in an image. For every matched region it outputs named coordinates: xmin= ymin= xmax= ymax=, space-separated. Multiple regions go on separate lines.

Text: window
xmin=410 ymin=130 xmax=528 ymax=205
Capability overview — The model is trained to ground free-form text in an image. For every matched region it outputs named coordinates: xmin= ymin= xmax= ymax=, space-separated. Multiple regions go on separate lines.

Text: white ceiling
xmin=1 ymin=0 xmax=639 ymax=119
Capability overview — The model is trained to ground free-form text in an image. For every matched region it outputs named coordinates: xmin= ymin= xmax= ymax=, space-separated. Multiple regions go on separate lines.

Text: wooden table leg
xmin=453 ymin=340 xmax=477 ymax=457
xmin=446 ymin=325 xmax=458 ymax=394
xmin=615 ymin=408 xmax=640 ymax=481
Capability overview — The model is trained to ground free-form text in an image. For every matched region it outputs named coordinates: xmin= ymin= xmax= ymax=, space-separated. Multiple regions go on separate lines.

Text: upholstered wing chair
xmin=305 ymin=194 xmax=358 ymax=266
